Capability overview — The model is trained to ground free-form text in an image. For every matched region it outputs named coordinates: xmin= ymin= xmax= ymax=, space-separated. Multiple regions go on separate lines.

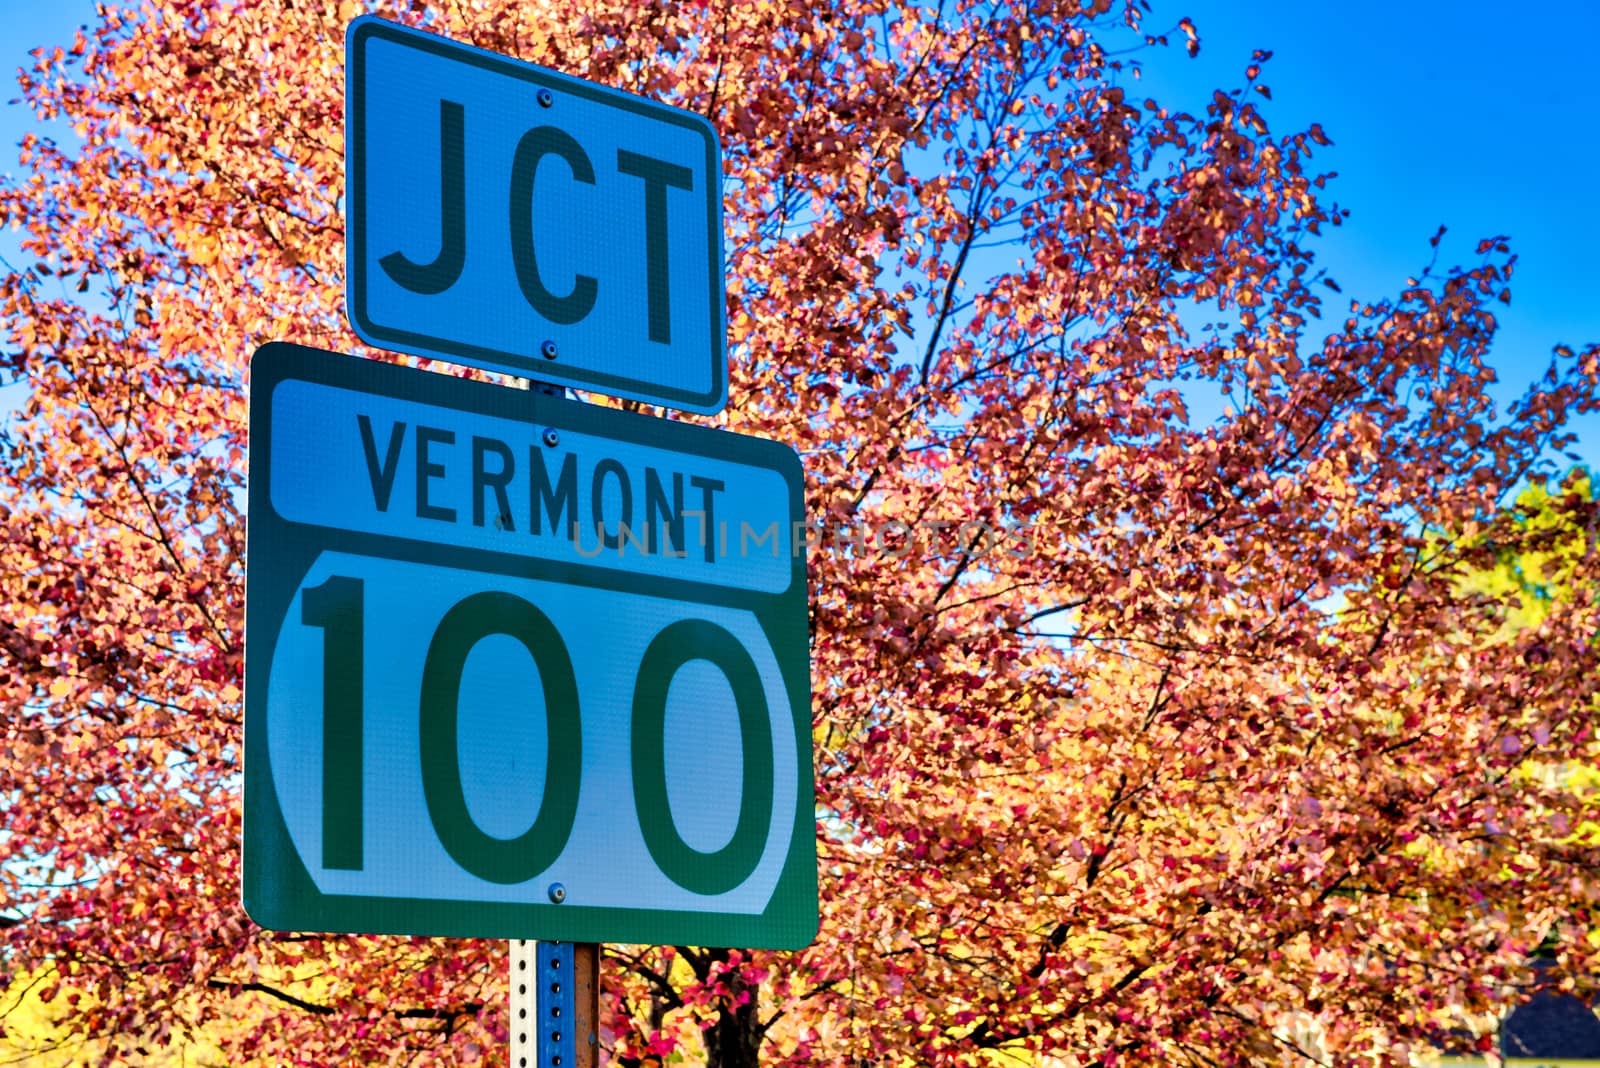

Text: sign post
xmin=511 ymin=940 xmax=599 ymax=1068
xmin=244 ymin=341 xmax=814 ymax=1055
xmin=245 ymin=16 xmax=813 ymax=1064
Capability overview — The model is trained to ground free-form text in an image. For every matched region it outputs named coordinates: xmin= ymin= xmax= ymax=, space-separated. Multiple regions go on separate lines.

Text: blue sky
xmin=1126 ymin=0 xmax=1599 ymax=471
xmin=2 ymin=0 xmax=1595 ymax=471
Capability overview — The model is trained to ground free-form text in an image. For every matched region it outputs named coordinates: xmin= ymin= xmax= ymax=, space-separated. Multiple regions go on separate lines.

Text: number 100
xmin=300 ymin=575 xmax=774 ymax=896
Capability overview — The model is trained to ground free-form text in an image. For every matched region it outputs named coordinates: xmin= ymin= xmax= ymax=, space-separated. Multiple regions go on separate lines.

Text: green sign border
xmin=345 ymin=15 xmax=729 ymax=414
xmin=243 ymin=342 xmax=815 ymax=949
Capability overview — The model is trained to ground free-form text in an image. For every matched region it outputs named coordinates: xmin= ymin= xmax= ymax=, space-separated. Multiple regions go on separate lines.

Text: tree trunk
xmin=704 ymin=968 xmax=763 ymax=1068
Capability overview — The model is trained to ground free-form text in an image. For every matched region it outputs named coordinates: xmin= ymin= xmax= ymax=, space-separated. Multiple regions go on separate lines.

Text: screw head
xmin=547 ymin=882 xmax=566 ymax=904
xmin=540 ymin=339 xmax=558 ymax=360
xmin=537 ymin=87 xmax=554 ymax=108
xmin=542 ymin=427 xmax=560 ymax=448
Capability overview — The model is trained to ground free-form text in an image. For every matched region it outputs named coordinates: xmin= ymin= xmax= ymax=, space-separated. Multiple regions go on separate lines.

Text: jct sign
xmin=346 ymin=16 xmax=727 ymax=413
xmin=243 ymin=343 xmax=815 ymax=949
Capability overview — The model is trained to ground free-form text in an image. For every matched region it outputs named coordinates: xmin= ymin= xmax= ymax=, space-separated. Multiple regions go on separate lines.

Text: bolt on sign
xmin=242 ymin=343 xmax=817 ymax=949
xmin=345 ymin=15 xmax=728 ymax=413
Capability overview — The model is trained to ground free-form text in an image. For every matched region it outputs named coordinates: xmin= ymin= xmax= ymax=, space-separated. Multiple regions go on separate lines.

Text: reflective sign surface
xmin=346 ymin=17 xmax=727 ymax=412
xmin=244 ymin=343 xmax=814 ymax=948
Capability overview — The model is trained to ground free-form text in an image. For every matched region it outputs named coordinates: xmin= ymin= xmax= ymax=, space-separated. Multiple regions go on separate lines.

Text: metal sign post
xmin=240 ymin=16 xmax=818 ymax=1064
xmin=510 ymin=940 xmax=535 ymax=1067
xmin=243 ymin=341 xmax=816 ymax=1062
xmin=511 ymin=941 xmax=599 ymax=1068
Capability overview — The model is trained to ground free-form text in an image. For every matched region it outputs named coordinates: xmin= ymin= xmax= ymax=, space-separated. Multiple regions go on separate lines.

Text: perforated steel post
xmin=510 ymin=940 xmax=537 ymax=1068
xmin=510 ymin=942 xmax=599 ymax=1068
xmin=538 ymin=941 xmax=574 ymax=1065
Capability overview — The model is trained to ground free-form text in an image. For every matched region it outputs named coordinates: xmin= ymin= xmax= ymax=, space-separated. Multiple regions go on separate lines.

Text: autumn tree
xmin=1457 ymin=469 xmax=1595 ymax=634
xmin=2 ymin=1 xmax=1598 ymax=1066
xmin=0 ymin=961 xmax=278 ymax=1065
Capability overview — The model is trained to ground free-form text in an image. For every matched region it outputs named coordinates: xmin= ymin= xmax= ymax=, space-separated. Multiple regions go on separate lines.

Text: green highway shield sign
xmin=346 ymin=16 xmax=728 ymax=413
xmin=243 ymin=343 xmax=815 ymax=948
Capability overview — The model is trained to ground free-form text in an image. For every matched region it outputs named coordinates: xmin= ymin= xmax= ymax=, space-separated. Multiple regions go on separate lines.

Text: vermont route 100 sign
xmin=243 ymin=343 xmax=815 ymax=949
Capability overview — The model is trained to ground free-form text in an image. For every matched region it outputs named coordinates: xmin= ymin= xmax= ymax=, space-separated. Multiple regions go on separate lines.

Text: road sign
xmin=243 ymin=342 xmax=814 ymax=948
xmin=345 ymin=16 xmax=728 ymax=413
